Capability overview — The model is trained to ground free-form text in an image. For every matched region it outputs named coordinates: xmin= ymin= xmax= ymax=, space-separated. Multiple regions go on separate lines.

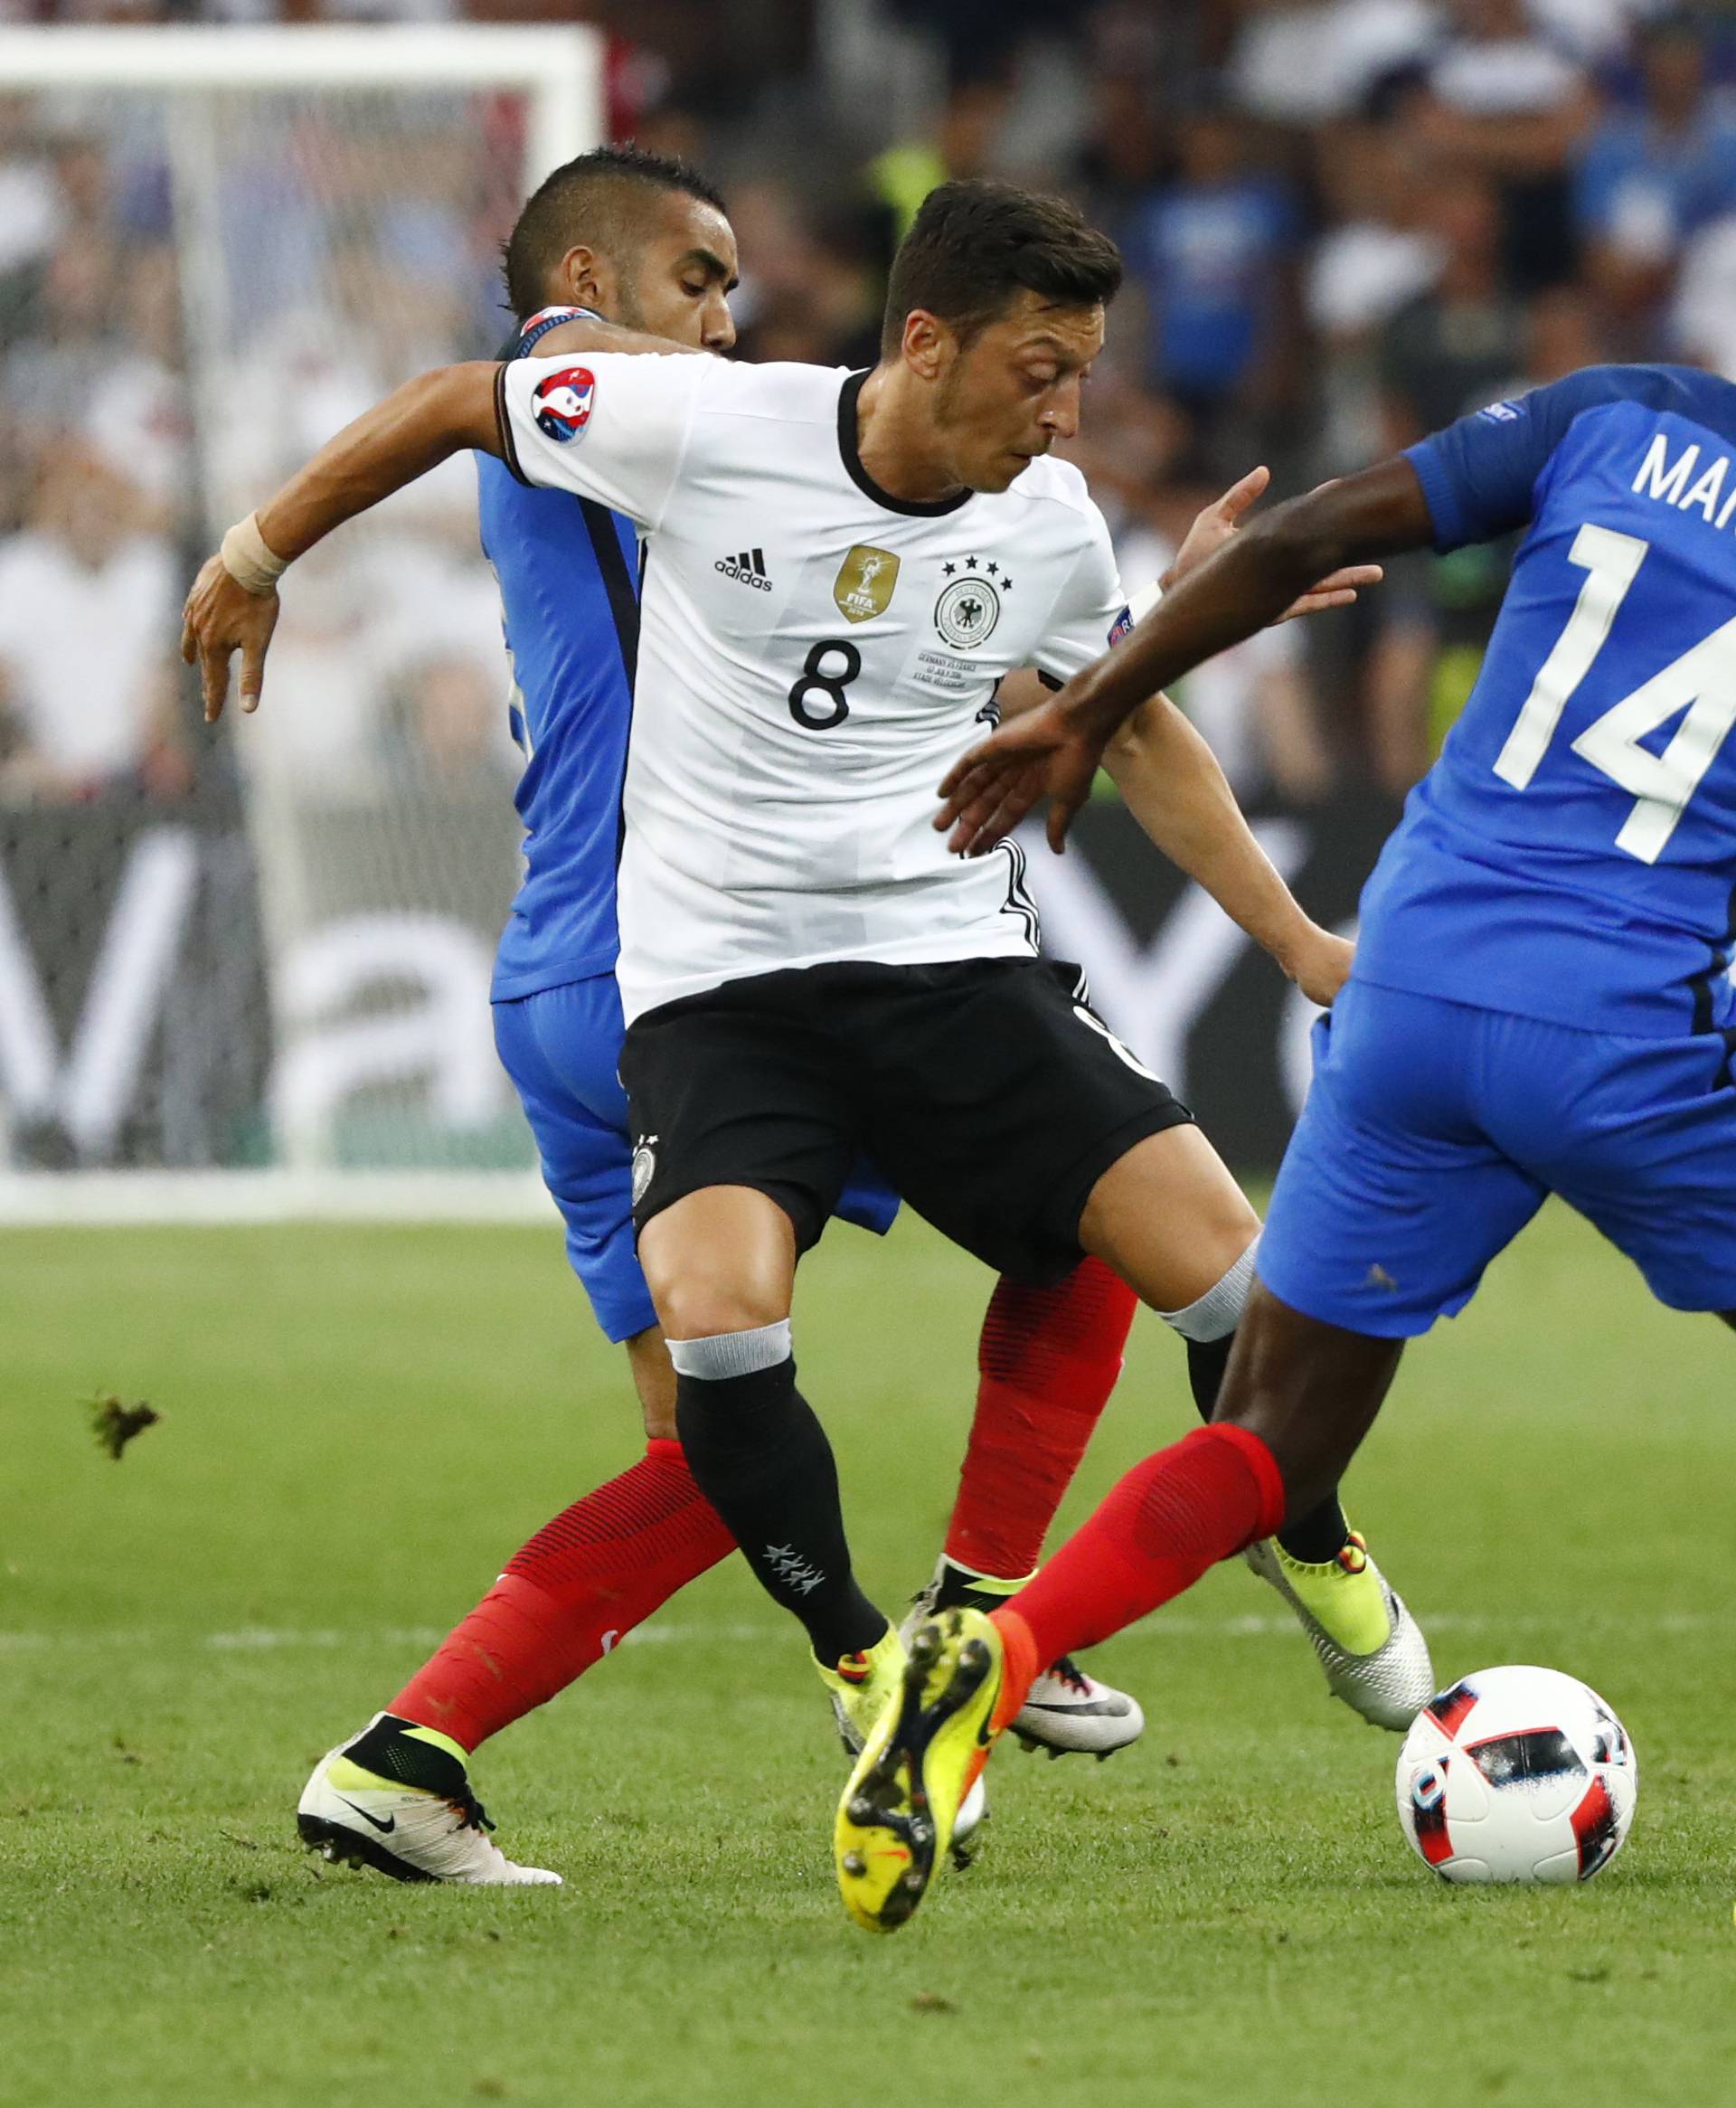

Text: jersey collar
xmin=836 ymin=370 xmax=971 ymax=518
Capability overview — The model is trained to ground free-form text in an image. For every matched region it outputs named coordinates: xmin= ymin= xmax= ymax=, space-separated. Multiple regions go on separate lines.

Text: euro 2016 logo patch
xmin=933 ymin=555 xmax=1009 ymax=650
xmin=1109 ymin=605 xmax=1134 ymax=646
xmin=533 ymin=365 xmax=596 ymax=443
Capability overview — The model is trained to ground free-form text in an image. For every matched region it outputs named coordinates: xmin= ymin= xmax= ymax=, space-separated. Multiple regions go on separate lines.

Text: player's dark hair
xmin=881 ymin=180 xmax=1122 ymax=356
xmin=501 ymin=144 xmax=728 ymax=319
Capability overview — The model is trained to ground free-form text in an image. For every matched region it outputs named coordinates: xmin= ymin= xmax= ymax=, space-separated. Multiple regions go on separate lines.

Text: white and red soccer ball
xmin=1397 ymin=1666 xmax=1637 ymax=1885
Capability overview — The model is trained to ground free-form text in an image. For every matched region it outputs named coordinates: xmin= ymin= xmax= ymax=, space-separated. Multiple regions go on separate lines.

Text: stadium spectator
xmin=1406 ymin=0 xmax=1599 ymax=289
xmin=726 ymin=180 xmax=878 ymax=365
xmin=1071 ymin=69 xmax=1168 ymax=247
xmin=1377 ymin=165 xmax=1526 ymax=443
xmin=1227 ymin=0 xmax=1444 ymax=128
xmin=1673 ymin=204 xmax=1736 ymax=373
xmin=1575 ymin=11 xmax=1736 ymax=329
xmin=3 ymin=239 xmax=127 ymax=451
xmin=1307 ymin=119 xmax=1445 ymax=472
xmin=860 ymin=70 xmax=1013 ymax=278
xmin=210 ymin=225 xmax=478 ymax=546
xmin=1125 ymin=96 xmax=1304 ymax=463
xmin=0 ymin=104 xmax=69 ymax=301
xmin=1530 ymin=0 xmax=1670 ymax=66
xmin=0 ymin=446 xmax=184 ymax=801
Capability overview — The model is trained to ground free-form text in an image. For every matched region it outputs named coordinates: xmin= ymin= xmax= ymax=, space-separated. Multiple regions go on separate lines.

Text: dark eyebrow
xmin=680 ymin=246 xmax=739 ymax=292
xmin=1020 ymin=336 xmax=1092 ymax=367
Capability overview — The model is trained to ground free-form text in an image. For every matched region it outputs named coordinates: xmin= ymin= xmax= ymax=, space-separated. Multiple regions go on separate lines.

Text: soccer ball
xmin=1395 ymin=1666 xmax=1637 ymax=1885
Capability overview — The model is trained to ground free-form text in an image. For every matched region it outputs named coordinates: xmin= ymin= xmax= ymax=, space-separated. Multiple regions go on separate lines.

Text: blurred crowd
xmin=1 ymin=0 xmax=1734 ymax=810
xmin=0 ymin=83 xmax=529 ymax=806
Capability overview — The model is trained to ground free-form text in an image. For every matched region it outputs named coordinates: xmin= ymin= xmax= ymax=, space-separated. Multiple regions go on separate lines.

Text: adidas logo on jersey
xmin=716 ymin=547 xmax=772 ymax=591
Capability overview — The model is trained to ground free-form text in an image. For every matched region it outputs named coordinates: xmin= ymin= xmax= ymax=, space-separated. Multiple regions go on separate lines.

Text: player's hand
xmin=935 ymin=695 xmax=1106 ymax=857
xmin=1279 ymin=922 xmax=1355 ymax=1008
xmin=1171 ymin=466 xmax=1382 ymax=622
xmin=180 ymin=554 xmax=279 ymax=723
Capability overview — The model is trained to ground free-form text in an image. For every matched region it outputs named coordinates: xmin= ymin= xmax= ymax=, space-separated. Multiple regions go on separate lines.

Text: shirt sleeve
xmin=1033 ymin=508 xmax=1135 ymax=687
xmin=1402 ymin=364 xmax=1718 ymax=552
xmin=494 ymin=350 xmax=707 ymax=532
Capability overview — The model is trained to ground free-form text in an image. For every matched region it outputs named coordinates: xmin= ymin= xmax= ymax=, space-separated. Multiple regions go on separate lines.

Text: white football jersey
xmin=496 ymin=352 xmax=1131 ymax=1022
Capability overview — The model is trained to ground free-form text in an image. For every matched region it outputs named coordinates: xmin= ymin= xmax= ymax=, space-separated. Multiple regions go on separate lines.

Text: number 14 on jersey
xmin=1494 ymin=522 xmax=1736 ymax=864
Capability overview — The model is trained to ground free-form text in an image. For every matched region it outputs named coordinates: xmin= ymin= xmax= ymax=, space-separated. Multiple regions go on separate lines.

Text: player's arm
xmin=939 ymin=364 xmax=1676 ymax=853
xmin=996 ymin=666 xmax=1348 ymax=1005
xmin=938 ymin=458 xmax=1431 ymax=855
xmin=1102 ymin=695 xmax=1350 ymax=1005
xmin=181 ymin=360 xmax=505 ymax=721
xmin=1159 ymin=463 xmax=1384 ymax=620
xmin=184 ymin=347 xmax=701 ymax=722
xmin=995 ymin=490 xmax=1356 ymax=1001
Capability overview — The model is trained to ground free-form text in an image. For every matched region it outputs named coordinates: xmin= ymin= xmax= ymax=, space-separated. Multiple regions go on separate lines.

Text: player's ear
xmin=556 ymin=242 xmax=612 ymax=317
xmin=901 ymin=309 xmax=949 ymax=383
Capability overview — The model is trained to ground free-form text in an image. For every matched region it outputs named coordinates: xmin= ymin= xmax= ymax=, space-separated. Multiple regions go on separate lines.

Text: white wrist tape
xmin=220 ymin=512 xmax=289 ymax=596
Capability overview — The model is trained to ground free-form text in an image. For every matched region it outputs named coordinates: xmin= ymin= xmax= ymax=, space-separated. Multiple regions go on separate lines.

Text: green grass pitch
xmin=1 ymin=1205 xmax=1731 ymax=2108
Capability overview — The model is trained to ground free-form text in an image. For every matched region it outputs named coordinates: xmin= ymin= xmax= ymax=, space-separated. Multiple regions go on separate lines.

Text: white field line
xmin=0 ymin=1610 xmax=1724 ymax=1655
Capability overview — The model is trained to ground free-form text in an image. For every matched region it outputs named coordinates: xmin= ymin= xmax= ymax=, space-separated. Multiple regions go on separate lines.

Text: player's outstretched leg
xmin=915 ymin=1257 xmax=1146 ymax=1761
xmin=834 ymin=1415 xmax=1285 ymax=1932
xmin=835 ymin=1287 xmax=1401 ymax=1931
xmin=297 ymin=1430 xmax=735 ymax=1883
xmin=1088 ymin=1135 xmax=1432 ymax=1729
xmin=1180 ymin=1260 xmax=1433 ymax=1729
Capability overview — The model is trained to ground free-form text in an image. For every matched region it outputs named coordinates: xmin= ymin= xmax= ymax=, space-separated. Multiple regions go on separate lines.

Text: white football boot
xmin=903 ymin=1562 xmax=1146 ymax=1763
xmin=297 ymin=1714 xmax=561 ymax=1886
xmin=1009 ymin=1654 xmax=1146 ymax=1760
xmin=1245 ymin=1528 xmax=1434 ymax=1730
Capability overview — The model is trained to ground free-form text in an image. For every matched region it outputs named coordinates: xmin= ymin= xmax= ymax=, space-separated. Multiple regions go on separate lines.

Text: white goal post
xmin=0 ymin=25 xmax=603 ymax=1224
xmin=0 ymin=25 xmax=599 ymax=182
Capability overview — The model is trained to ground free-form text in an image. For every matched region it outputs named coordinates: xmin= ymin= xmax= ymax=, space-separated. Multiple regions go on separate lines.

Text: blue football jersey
xmin=1355 ymin=364 xmax=1736 ymax=1036
xmin=478 ymin=305 xmax=638 ymax=1000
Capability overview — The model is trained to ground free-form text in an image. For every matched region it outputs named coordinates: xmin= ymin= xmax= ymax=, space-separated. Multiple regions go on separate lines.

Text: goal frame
xmin=0 ymin=24 xmax=602 ymax=1226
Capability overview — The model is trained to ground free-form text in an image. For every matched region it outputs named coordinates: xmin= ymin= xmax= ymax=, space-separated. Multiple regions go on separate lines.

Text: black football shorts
xmin=618 ymin=956 xmax=1192 ymax=1284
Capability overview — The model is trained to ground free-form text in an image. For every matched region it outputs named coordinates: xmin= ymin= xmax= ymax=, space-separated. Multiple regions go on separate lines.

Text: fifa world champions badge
xmin=833 ymin=544 xmax=900 ymax=624
xmin=533 ymin=366 xmax=597 ymax=443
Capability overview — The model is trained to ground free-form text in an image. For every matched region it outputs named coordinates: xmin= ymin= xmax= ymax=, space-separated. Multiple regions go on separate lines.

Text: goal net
xmin=0 ymin=26 xmax=601 ymax=1219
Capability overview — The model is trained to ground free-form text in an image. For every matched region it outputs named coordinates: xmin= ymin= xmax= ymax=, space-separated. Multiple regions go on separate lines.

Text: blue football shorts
xmin=1260 ymin=977 xmax=1736 ymax=1337
xmin=493 ymin=974 xmax=901 ymax=1344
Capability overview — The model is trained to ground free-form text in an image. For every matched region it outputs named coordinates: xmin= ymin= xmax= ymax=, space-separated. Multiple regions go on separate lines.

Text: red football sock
xmin=944 ymin=1257 xmax=1138 ymax=1582
xmin=989 ymin=1423 xmax=1287 ymax=1697
xmin=390 ymin=1438 xmax=734 ymax=1752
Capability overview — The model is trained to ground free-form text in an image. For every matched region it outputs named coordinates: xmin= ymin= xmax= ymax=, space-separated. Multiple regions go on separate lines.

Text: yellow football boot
xmin=1245 ymin=1527 xmax=1434 ymax=1729
xmin=835 ymin=1608 xmax=1004 ymax=1933
xmin=814 ymin=1623 xmax=908 ymax=1753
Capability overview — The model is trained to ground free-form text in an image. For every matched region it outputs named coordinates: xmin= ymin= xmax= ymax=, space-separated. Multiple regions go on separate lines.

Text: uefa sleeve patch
xmin=532 ymin=365 xmax=597 ymax=443
xmin=1478 ymin=400 xmax=1521 ymax=423
xmin=1109 ymin=605 xmax=1134 ymax=646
